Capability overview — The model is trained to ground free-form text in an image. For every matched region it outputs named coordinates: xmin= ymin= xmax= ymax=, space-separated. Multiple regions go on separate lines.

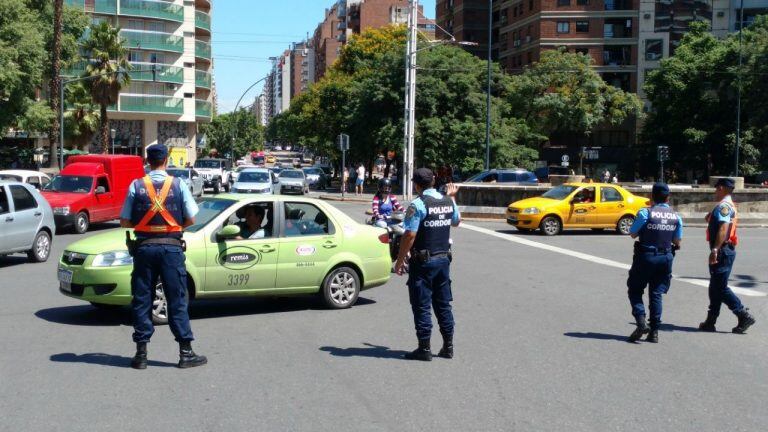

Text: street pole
xmin=231 ymin=76 xmax=269 ymax=163
xmin=485 ymin=0 xmax=492 ymax=171
xmin=402 ymin=0 xmax=418 ymax=201
xmin=735 ymin=0 xmax=744 ymax=177
xmin=59 ymin=80 xmax=65 ymax=168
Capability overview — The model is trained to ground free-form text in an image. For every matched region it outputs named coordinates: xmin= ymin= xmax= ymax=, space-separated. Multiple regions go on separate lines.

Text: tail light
xmin=378 ymin=233 xmax=390 ymax=244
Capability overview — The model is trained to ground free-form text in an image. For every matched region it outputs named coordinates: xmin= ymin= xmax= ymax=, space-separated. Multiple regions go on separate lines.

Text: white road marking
xmin=461 ymin=223 xmax=767 ymax=297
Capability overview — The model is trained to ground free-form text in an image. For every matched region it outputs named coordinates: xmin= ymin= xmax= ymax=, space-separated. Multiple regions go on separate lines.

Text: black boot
xmin=733 ymin=309 xmax=756 ymax=334
xmin=698 ymin=312 xmax=718 ymax=332
xmin=404 ymin=339 xmax=432 ymax=361
xmin=646 ymin=329 xmax=659 ymax=343
xmin=130 ymin=342 xmax=147 ymax=370
xmin=437 ymin=334 xmax=453 ymax=359
xmin=178 ymin=341 xmax=207 ymax=369
xmin=628 ymin=316 xmax=649 ymax=343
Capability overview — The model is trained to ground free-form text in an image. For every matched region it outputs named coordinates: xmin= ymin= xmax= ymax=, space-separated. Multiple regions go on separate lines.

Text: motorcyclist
xmin=372 ymin=178 xmax=403 ymax=228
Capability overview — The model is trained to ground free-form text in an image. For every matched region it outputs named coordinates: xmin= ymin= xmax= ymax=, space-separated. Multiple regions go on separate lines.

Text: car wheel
xmin=212 ymin=180 xmax=221 ymax=195
xmin=74 ymin=212 xmax=89 ymax=234
xmin=617 ymin=215 xmax=635 ymax=235
xmin=223 ymin=181 xmax=230 ymax=192
xmin=152 ymin=281 xmax=169 ymax=325
xmin=27 ymin=230 xmax=51 ymax=262
xmin=539 ymin=216 xmax=562 ymax=236
xmin=321 ymin=267 xmax=360 ymax=309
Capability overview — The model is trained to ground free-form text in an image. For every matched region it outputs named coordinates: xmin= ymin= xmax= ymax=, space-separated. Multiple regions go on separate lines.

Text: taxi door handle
xmin=34 ymin=211 xmax=42 ymax=217
xmin=588 ymin=206 xmax=597 ymax=210
xmin=4 ymin=216 xmax=13 ymax=222
xmin=618 ymin=204 xmax=625 ymax=208
xmin=259 ymin=246 xmax=276 ymax=253
xmin=323 ymin=241 xmax=338 ymax=249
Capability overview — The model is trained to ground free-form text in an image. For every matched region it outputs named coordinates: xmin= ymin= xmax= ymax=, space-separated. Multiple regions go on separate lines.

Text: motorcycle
xmin=365 ymin=210 xmax=405 ymax=262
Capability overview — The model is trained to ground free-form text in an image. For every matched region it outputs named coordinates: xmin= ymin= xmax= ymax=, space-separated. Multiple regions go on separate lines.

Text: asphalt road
xmin=1 ymin=198 xmax=767 ymax=432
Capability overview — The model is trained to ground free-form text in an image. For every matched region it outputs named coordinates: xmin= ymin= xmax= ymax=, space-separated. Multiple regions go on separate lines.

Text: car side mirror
xmin=216 ymin=224 xmax=241 ymax=242
xmin=95 ymin=186 xmax=106 ymax=194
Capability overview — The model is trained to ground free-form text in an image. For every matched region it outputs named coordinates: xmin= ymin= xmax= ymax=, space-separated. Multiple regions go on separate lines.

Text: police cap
xmin=714 ymin=177 xmax=735 ymax=190
xmin=146 ymin=144 xmax=168 ymax=162
xmin=412 ymin=168 xmax=435 ymax=187
xmin=652 ymin=182 xmax=670 ymax=197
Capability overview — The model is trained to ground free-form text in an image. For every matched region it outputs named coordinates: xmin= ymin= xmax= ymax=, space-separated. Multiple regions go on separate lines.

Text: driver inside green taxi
xmin=236 ymin=206 xmax=270 ymax=239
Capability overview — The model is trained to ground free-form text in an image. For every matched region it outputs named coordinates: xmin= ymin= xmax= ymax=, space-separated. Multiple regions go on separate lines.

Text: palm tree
xmin=81 ymin=22 xmax=130 ymax=153
xmin=49 ymin=0 xmax=63 ymax=168
xmin=64 ymin=82 xmax=100 ymax=151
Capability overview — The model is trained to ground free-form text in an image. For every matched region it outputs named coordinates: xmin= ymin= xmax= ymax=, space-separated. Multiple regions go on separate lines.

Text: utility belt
xmin=126 ymin=231 xmax=186 ymax=256
xmin=410 ymin=249 xmax=452 ymax=264
xmin=634 ymin=242 xmax=674 ymax=255
xmin=711 ymin=243 xmax=736 ymax=253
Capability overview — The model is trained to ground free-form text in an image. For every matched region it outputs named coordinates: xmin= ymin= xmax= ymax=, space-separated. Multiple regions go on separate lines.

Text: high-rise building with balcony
xmin=63 ymin=0 xmax=214 ymax=163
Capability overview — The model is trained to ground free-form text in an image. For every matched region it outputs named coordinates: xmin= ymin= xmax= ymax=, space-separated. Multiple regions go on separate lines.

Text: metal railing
xmin=195 ymin=70 xmax=212 ymax=88
xmin=119 ymin=0 xmax=184 ymax=22
xmin=121 ymin=29 xmax=184 ymax=53
xmin=195 ymin=10 xmax=212 ymax=31
xmin=195 ymin=99 xmax=212 ymax=117
xmin=118 ymin=94 xmax=184 ymax=114
xmin=195 ymin=40 xmax=212 ymax=59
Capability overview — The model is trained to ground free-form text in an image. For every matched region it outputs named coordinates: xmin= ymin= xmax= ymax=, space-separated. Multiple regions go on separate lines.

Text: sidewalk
xmin=318 ymin=189 xmax=376 ymax=203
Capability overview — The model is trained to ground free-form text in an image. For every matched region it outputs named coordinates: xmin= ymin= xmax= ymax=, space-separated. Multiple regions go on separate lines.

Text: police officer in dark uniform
xmin=698 ymin=177 xmax=756 ymax=334
xmin=394 ymin=168 xmax=461 ymax=361
xmin=120 ymin=144 xmax=207 ymax=369
xmin=626 ymin=183 xmax=683 ymax=343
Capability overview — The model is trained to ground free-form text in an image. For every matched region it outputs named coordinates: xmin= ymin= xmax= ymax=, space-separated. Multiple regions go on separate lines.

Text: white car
xmin=0 ymin=170 xmax=51 ymax=190
xmin=230 ymin=164 xmax=258 ymax=184
xmin=231 ymin=168 xmax=279 ymax=194
xmin=0 ymin=181 xmax=55 ymax=262
xmin=279 ymin=169 xmax=309 ymax=195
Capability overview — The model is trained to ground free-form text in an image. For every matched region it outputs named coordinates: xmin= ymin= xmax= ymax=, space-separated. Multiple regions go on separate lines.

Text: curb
xmin=319 ymin=195 xmax=372 ymax=203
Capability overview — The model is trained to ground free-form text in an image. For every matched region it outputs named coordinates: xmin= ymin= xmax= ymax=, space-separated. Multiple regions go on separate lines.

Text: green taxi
xmin=57 ymin=195 xmax=392 ymax=323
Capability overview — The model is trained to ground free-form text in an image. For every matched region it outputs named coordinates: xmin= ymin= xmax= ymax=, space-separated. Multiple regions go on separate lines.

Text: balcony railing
xmin=195 ymin=70 xmax=212 ymax=88
xmin=195 ymin=100 xmax=212 ymax=117
xmin=65 ymin=0 xmax=117 ymax=14
xmin=195 ymin=10 xmax=212 ymax=31
xmin=195 ymin=40 xmax=212 ymax=59
xmin=121 ymin=29 xmax=183 ymax=53
xmin=62 ymin=60 xmax=182 ymax=84
xmin=119 ymin=0 xmax=184 ymax=22
xmin=118 ymin=94 xmax=183 ymax=114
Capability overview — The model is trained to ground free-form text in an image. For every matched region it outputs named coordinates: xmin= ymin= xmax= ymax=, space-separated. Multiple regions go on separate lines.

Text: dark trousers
xmin=407 ymin=256 xmax=454 ymax=340
xmin=708 ymin=246 xmax=744 ymax=317
xmin=131 ymin=244 xmax=194 ymax=343
xmin=627 ymin=251 xmax=673 ymax=328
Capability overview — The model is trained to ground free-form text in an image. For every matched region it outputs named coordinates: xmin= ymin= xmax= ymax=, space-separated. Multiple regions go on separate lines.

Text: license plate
xmin=58 ymin=269 xmax=73 ymax=292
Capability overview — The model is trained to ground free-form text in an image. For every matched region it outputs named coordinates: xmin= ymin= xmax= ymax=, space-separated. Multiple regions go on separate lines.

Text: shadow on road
xmin=563 ymin=332 xmax=628 ymax=342
xmin=497 ymin=229 xmax=620 ymax=237
xmin=0 ymin=256 xmax=31 ymax=268
xmin=658 ymin=323 xmax=700 ymax=333
xmin=35 ymin=297 xmax=377 ymax=326
xmin=676 ymin=274 xmax=767 ymax=288
xmin=50 ymin=352 xmax=176 ymax=368
xmin=319 ymin=343 xmax=409 ymax=359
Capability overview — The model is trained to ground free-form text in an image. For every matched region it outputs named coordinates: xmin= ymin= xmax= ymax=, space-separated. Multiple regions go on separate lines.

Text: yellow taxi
xmin=266 ymin=155 xmax=277 ymax=164
xmin=506 ymin=183 xmax=649 ymax=236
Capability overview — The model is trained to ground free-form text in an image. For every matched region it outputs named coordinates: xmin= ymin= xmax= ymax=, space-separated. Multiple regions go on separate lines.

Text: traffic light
xmin=657 ymin=145 xmax=670 ymax=162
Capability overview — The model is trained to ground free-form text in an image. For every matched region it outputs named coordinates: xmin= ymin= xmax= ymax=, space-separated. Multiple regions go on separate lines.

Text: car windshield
xmin=0 ymin=174 xmax=22 ymax=181
xmin=280 ymin=170 xmax=303 ymax=179
xmin=194 ymin=160 xmax=222 ymax=169
xmin=542 ymin=185 xmax=578 ymax=200
xmin=238 ymin=172 xmax=269 ymax=183
xmin=167 ymin=169 xmax=190 ymax=179
xmin=185 ymin=198 xmax=237 ymax=233
xmin=465 ymin=172 xmax=489 ymax=182
xmin=44 ymin=175 xmax=93 ymax=193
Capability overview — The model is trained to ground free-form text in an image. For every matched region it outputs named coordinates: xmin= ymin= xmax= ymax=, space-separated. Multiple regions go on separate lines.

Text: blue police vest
xmin=639 ymin=204 xmax=679 ymax=250
xmin=413 ymin=195 xmax=454 ymax=254
xmin=130 ymin=177 xmax=184 ymax=239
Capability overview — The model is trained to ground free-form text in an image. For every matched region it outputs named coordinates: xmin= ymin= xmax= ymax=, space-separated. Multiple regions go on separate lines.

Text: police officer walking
xmin=394 ymin=168 xmax=460 ymax=361
xmin=698 ymin=178 xmax=756 ymax=334
xmin=120 ymin=144 xmax=207 ymax=369
xmin=626 ymin=183 xmax=683 ymax=343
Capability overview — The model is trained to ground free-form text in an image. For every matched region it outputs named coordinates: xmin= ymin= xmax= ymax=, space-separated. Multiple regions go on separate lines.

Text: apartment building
xmin=290 ymin=41 xmax=316 ymax=101
xmin=62 ymin=0 xmax=214 ymax=163
xmin=251 ymin=94 xmax=268 ymax=127
xmin=436 ymin=0 xmax=493 ymax=58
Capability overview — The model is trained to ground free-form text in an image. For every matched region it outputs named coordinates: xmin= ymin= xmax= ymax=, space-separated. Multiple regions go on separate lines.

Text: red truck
xmin=42 ymin=155 xmax=144 ymax=233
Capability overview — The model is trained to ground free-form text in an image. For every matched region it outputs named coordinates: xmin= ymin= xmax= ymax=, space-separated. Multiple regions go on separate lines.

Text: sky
xmin=212 ymin=0 xmax=436 ymax=113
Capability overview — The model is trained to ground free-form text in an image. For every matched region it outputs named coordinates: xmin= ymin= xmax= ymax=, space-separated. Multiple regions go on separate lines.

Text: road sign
xmin=561 ymin=155 xmax=569 ymax=163
xmin=337 ymin=134 xmax=350 ymax=152
xmin=561 ymin=161 xmax=569 ymax=167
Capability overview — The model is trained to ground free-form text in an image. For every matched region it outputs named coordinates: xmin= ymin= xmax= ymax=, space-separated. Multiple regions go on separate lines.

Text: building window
xmin=577 ymin=0 xmax=589 ymax=5
xmin=576 ymin=21 xmax=589 ymax=32
xmin=558 ymin=0 xmax=571 ymax=6
xmin=557 ymin=22 xmax=570 ymax=34
xmin=575 ymin=47 xmax=589 ymax=56
xmin=529 ymin=0 xmax=534 ymax=11
xmin=527 ymin=51 xmax=533 ymax=64
xmin=645 ymin=39 xmax=663 ymax=60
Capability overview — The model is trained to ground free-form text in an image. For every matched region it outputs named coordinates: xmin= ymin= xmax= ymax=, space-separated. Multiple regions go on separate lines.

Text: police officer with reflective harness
xmin=626 ymin=183 xmax=683 ymax=343
xmin=395 ymin=168 xmax=460 ymax=361
xmin=120 ymin=144 xmax=207 ymax=369
xmin=698 ymin=177 xmax=756 ymax=334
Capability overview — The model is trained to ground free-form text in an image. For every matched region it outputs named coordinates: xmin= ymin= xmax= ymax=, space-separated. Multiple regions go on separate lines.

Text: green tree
xmin=63 ymin=82 xmax=99 ymax=150
xmin=201 ymin=109 xmax=264 ymax=159
xmin=81 ymin=21 xmax=131 ymax=152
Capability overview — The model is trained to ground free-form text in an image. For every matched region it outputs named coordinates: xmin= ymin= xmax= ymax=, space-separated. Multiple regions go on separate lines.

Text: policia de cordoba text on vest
xmin=120 ymin=144 xmax=207 ymax=370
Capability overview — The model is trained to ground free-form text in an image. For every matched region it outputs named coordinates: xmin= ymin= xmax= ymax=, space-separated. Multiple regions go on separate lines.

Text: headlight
xmin=53 ymin=206 xmax=70 ymax=215
xmin=91 ymin=251 xmax=133 ymax=267
xmin=521 ymin=207 xmax=540 ymax=215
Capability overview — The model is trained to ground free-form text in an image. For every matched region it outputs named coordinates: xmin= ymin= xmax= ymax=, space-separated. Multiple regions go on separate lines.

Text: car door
xmin=595 ymin=186 xmax=626 ymax=225
xmin=5 ymin=184 xmax=41 ymax=250
xmin=276 ymin=201 xmax=339 ymax=290
xmin=564 ymin=186 xmax=597 ymax=226
xmin=93 ymin=175 xmax=115 ymax=222
xmin=0 ymin=185 xmax=21 ymax=251
xmin=204 ymin=202 xmax=279 ymax=293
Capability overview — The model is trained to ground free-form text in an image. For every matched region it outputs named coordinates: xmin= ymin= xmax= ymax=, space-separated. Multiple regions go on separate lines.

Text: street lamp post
xmin=230 ymin=75 xmax=270 ymax=163
xmin=485 ymin=0 xmax=493 ymax=171
xmin=735 ymin=0 xmax=744 ymax=177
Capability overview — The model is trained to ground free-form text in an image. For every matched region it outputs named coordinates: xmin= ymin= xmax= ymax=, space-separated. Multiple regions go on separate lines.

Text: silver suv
xmin=0 ymin=181 xmax=56 ymax=262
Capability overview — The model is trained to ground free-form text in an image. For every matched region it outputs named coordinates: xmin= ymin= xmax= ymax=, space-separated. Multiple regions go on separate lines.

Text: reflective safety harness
xmin=133 ymin=176 xmax=182 ymax=234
